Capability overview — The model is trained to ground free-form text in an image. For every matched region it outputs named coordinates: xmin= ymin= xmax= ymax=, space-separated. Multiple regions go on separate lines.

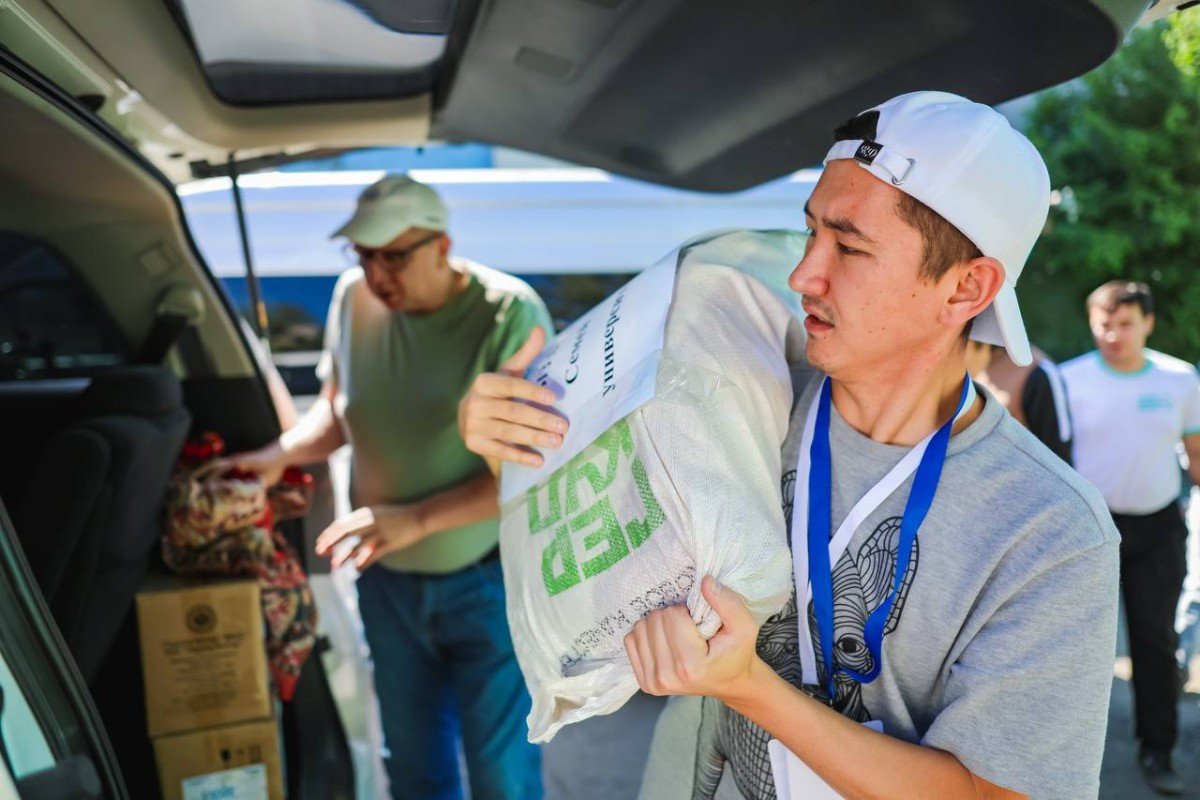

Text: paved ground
xmin=543 ymin=692 xmax=665 ymax=800
xmin=1098 ymin=654 xmax=1200 ymax=800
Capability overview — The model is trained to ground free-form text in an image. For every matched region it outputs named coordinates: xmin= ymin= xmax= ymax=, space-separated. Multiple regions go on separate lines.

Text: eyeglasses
xmin=344 ymin=232 xmax=442 ymax=274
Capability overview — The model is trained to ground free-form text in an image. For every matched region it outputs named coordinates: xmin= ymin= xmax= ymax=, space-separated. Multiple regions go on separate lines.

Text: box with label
xmin=153 ymin=718 xmax=283 ymax=800
xmin=137 ymin=578 xmax=272 ymax=737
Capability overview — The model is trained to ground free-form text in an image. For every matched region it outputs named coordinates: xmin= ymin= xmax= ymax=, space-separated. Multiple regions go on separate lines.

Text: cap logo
xmin=854 ymin=141 xmax=882 ymax=165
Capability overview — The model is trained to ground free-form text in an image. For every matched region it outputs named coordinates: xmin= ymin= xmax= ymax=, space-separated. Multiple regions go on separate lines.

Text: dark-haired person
xmin=1062 ymin=280 xmax=1200 ymax=795
xmin=460 ymin=92 xmax=1120 ymax=800
xmin=966 ymin=341 xmax=1073 ymax=463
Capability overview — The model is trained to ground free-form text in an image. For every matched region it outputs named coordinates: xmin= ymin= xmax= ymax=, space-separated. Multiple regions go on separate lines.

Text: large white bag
xmin=500 ymin=229 xmax=806 ymax=742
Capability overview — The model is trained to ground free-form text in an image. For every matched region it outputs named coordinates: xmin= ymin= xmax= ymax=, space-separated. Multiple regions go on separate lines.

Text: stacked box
xmin=137 ymin=578 xmax=283 ymax=800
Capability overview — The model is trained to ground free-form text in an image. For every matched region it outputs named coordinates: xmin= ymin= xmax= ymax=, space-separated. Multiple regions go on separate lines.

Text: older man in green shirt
xmin=233 ymin=175 xmax=554 ymax=800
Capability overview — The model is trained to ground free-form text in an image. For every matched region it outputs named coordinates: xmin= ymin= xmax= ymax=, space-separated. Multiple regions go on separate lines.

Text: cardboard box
xmin=153 ymin=718 xmax=284 ymax=800
xmin=137 ymin=578 xmax=272 ymax=737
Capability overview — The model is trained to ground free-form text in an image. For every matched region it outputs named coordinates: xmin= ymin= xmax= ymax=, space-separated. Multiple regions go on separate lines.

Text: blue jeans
xmin=357 ymin=558 xmax=542 ymax=800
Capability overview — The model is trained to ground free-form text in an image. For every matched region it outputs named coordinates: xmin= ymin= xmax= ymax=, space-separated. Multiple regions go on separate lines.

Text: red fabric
xmin=163 ymin=433 xmax=317 ymax=701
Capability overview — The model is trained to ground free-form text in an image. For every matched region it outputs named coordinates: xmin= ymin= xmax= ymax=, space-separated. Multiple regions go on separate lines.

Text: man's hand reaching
xmin=316 ymin=505 xmax=429 ymax=570
xmin=222 ymin=441 xmax=289 ymax=487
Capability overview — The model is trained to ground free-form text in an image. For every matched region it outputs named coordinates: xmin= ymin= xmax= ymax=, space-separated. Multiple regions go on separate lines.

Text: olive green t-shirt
xmin=317 ymin=258 xmax=553 ymax=573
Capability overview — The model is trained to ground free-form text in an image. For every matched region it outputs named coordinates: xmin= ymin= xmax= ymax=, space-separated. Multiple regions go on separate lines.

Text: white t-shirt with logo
xmin=1062 ymin=349 xmax=1200 ymax=515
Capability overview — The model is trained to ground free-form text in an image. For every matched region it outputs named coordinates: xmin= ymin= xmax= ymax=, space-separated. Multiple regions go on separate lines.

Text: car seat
xmin=16 ymin=365 xmax=190 ymax=680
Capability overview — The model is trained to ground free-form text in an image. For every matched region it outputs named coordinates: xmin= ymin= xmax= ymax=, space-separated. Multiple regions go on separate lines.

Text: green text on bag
xmin=526 ymin=418 xmax=664 ymax=596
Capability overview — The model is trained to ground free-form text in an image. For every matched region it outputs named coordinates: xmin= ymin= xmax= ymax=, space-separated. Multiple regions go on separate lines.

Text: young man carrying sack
xmin=460 ymin=92 xmax=1120 ymax=799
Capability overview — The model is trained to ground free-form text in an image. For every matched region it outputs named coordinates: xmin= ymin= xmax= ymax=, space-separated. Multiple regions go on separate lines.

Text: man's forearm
xmin=1184 ymin=436 xmax=1200 ymax=490
xmin=411 ymin=470 xmax=500 ymax=539
xmin=278 ymin=392 xmax=346 ymax=465
xmin=723 ymin=660 xmax=1005 ymax=800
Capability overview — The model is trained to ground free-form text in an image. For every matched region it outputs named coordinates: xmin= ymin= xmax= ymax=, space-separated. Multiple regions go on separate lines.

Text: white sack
xmin=500 ymin=229 xmax=806 ymax=742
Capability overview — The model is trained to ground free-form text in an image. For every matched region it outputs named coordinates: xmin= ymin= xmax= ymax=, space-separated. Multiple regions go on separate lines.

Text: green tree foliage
xmin=1020 ymin=18 xmax=1200 ymax=364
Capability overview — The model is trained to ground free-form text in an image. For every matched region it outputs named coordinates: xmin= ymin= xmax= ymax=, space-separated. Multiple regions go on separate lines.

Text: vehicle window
xmin=167 ymin=0 xmax=454 ymax=106
xmin=0 ymin=503 xmax=122 ymax=796
xmin=518 ymin=273 xmax=636 ymax=333
xmin=0 ymin=233 xmax=128 ymax=381
xmin=0 ymin=645 xmax=54 ymax=780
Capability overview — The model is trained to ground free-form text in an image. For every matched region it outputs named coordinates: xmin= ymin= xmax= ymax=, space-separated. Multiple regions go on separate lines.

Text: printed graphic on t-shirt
xmin=1136 ymin=393 xmax=1174 ymax=413
xmin=690 ymin=469 xmax=920 ymax=799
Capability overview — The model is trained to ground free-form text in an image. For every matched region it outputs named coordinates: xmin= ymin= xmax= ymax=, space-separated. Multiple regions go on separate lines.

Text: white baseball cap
xmin=823 ymin=91 xmax=1050 ymax=366
xmin=331 ymin=174 xmax=448 ymax=247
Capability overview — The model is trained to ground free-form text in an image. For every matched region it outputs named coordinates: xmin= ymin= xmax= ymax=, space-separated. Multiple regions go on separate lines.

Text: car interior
xmin=0 ymin=0 xmax=1179 ymax=797
xmin=0 ymin=59 xmax=352 ymax=799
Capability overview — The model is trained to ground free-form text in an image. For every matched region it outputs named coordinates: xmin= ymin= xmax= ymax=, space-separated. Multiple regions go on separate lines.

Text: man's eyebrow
xmin=802 ymin=201 xmax=877 ymax=245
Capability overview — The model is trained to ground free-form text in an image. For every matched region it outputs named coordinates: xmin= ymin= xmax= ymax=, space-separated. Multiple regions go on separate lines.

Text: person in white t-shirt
xmin=1062 ymin=280 xmax=1200 ymax=795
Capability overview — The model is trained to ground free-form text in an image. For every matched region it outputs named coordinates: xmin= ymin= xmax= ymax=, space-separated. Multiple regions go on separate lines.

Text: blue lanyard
xmin=805 ymin=375 xmax=970 ymax=700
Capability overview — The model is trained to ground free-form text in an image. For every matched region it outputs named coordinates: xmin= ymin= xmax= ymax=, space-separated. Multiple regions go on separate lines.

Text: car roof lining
xmin=433 ymin=0 xmax=1146 ymax=192
xmin=32 ymin=0 xmax=431 ymax=168
xmin=21 ymin=0 xmax=1149 ymax=187
xmin=0 ymin=68 xmax=256 ymax=379
xmin=159 ymin=0 xmax=448 ymax=107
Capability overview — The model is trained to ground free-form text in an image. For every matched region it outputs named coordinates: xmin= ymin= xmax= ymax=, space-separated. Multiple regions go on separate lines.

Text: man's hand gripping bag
xmin=500 ymin=229 xmax=806 ymax=742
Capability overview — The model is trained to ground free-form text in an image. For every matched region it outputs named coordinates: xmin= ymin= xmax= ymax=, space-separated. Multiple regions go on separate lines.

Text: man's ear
xmin=438 ymin=233 xmax=452 ymax=257
xmin=1145 ymin=312 xmax=1156 ymax=337
xmin=941 ymin=256 xmax=1005 ymax=332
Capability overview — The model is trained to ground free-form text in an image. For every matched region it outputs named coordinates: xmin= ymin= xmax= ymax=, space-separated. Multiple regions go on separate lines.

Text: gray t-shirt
xmin=644 ymin=364 xmax=1120 ymax=800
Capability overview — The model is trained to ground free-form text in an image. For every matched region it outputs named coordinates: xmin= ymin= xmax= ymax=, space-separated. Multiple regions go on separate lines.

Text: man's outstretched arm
xmin=230 ymin=379 xmax=347 ymax=485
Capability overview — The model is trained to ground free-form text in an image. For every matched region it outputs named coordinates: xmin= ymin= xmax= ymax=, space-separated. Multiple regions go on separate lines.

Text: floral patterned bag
xmin=163 ymin=433 xmax=318 ymax=701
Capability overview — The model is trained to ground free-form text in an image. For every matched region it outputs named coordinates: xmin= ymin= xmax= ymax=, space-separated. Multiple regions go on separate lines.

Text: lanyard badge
xmin=792 ymin=375 xmax=972 ymax=701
